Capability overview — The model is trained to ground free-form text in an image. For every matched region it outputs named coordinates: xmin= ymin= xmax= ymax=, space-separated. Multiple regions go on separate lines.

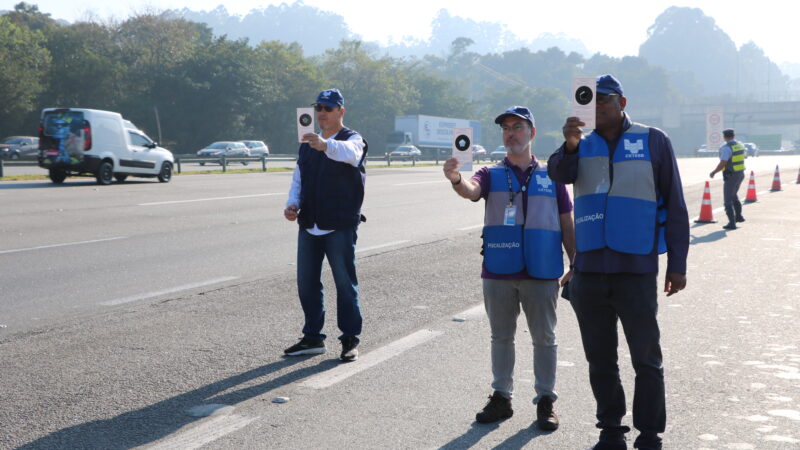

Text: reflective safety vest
xmin=725 ymin=141 xmax=745 ymax=173
xmin=573 ymin=124 xmax=667 ymax=255
xmin=483 ymin=162 xmax=564 ymax=279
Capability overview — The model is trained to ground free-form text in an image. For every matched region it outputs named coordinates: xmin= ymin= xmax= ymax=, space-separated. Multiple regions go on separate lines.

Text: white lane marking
xmin=99 ymin=277 xmax=239 ymax=306
xmin=393 ymin=180 xmax=447 ymax=186
xmin=457 ymin=224 xmax=482 ymax=231
xmin=147 ymin=414 xmax=257 ymax=450
xmin=458 ymin=304 xmax=485 ymax=319
xmin=355 ymin=240 xmax=410 ymax=253
xmin=139 ymin=193 xmax=282 ymax=206
xmin=299 ymin=329 xmax=444 ymax=390
xmin=0 ymin=237 xmax=127 ymax=255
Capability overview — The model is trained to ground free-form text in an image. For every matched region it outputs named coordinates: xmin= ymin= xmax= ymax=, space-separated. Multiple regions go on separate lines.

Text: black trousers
xmin=569 ymin=271 xmax=666 ymax=437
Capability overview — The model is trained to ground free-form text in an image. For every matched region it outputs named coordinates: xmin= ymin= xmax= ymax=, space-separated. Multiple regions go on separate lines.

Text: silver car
xmin=240 ymin=140 xmax=269 ymax=157
xmin=490 ymin=146 xmax=507 ymax=162
xmin=388 ymin=144 xmax=422 ymax=161
xmin=197 ymin=141 xmax=250 ymax=165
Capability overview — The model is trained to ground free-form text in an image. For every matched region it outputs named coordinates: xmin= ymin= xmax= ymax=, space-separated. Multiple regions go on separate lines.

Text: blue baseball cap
xmin=313 ymin=88 xmax=344 ymax=107
xmin=494 ymin=106 xmax=536 ymax=127
xmin=596 ymin=74 xmax=623 ymax=96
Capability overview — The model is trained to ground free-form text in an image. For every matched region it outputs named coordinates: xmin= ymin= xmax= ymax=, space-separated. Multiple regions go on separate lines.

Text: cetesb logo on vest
xmin=623 ymin=139 xmax=645 ymax=159
xmin=535 ymin=174 xmax=554 ymax=193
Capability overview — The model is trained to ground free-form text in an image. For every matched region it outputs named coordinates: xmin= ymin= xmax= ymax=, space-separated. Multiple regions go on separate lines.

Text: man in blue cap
xmin=283 ymin=88 xmax=368 ymax=362
xmin=709 ymin=128 xmax=746 ymax=229
xmin=548 ymin=75 xmax=689 ymax=450
xmin=444 ymin=106 xmax=575 ymax=431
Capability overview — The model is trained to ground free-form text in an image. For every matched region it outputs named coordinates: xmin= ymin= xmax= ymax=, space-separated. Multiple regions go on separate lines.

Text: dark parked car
xmin=0 ymin=136 xmax=39 ymax=159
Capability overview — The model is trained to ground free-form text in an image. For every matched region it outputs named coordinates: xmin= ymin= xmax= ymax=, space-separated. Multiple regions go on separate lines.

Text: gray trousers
xmin=723 ymin=170 xmax=745 ymax=209
xmin=482 ymin=278 xmax=559 ymax=403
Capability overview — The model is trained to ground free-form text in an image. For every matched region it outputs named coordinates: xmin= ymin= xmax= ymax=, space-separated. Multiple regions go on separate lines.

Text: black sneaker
xmin=340 ymin=336 xmax=359 ymax=362
xmin=284 ymin=337 xmax=325 ymax=356
xmin=591 ymin=442 xmax=627 ymax=450
xmin=536 ymin=396 xmax=559 ymax=431
xmin=475 ymin=391 xmax=513 ymax=423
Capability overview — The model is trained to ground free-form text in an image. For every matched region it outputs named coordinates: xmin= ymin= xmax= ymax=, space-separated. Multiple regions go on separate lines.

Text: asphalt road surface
xmin=1 ymin=156 xmax=799 ymax=449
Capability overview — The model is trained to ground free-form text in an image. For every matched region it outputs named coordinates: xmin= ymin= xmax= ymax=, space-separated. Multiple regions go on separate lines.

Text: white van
xmin=38 ymin=108 xmax=174 ymax=185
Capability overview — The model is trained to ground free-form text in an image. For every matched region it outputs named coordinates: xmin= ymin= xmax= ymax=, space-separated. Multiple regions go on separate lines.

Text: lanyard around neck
xmin=504 ymin=161 xmax=534 ymax=205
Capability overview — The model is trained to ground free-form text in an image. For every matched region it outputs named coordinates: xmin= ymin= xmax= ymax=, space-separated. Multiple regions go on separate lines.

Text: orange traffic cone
xmin=744 ymin=170 xmax=758 ymax=203
xmin=695 ymin=181 xmax=716 ymax=223
xmin=771 ymin=165 xmax=782 ymax=191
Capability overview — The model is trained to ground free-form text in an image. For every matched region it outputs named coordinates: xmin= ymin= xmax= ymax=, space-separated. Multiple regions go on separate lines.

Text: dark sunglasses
xmin=314 ymin=105 xmax=337 ymax=112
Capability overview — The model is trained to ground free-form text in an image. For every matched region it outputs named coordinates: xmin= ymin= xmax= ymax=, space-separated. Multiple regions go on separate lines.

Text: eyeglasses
xmin=500 ymin=123 xmax=528 ymax=133
xmin=596 ymin=94 xmax=619 ymax=105
xmin=314 ymin=105 xmax=336 ymax=112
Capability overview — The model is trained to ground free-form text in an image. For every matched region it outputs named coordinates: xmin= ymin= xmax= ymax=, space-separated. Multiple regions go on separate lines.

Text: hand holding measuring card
xmin=297 ymin=107 xmax=315 ymax=143
xmin=571 ymin=77 xmax=596 ymax=130
xmin=452 ymin=127 xmax=473 ymax=172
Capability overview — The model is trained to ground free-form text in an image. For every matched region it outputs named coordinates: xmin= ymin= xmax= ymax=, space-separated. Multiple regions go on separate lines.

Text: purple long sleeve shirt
xmin=471 ymin=156 xmax=574 ymax=280
xmin=547 ymin=113 xmax=689 ymax=275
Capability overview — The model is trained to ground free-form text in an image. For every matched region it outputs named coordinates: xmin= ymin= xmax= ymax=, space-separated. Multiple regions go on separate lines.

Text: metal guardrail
xmin=0 ymin=151 xmax=456 ymax=177
xmin=173 ymin=154 xmax=289 ymax=173
xmin=0 ymin=159 xmax=39 ymax=177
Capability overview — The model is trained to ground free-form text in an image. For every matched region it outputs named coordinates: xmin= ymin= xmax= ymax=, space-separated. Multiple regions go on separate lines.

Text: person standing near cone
xmin=549 ymin=74 xmax=689 ymax=450
xmin=709 ymin=129 xmax=745 ymax=229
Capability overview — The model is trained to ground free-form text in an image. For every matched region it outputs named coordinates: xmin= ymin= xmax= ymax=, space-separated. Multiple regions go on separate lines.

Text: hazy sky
xmin=5 ymin=0 xmax=798 ymax=64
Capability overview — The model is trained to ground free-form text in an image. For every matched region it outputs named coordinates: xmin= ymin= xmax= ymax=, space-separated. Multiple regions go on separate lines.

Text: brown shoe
xmin=536 ymin=396 xmax=559 ymax=431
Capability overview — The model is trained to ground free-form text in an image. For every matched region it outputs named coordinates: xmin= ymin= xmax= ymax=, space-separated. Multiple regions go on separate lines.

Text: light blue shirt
xmin=718 ymin=142 xmax=733 ymax=161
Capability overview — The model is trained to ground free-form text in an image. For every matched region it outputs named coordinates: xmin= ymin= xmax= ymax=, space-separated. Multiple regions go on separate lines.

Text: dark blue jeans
xmin=297 ymin=227 xmax=361 ymax=341
xmin=569 ymin=271 xmax=665 ymax=443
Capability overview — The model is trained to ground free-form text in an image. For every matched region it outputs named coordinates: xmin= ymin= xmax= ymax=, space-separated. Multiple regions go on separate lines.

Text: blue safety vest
xmin=573 ymin=124 xmax=666 ymax=255
xmin=483 ymin=162 xmax=564 ymax=279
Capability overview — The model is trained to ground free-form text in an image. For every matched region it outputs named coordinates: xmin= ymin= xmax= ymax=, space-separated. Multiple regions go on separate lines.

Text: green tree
xmin=114 ymin=13 xmax=213 ymax=136
xmin=318 ymin=40 xmax=420 ymax=153
xmin=159 ymin=37 xmax=264 ymax=152
xmin=0 ymin=16 xmax=51 ymax=134
xmin=246 ymin=41 xmax=327 ymax=154
xmin=4 ymin=2 xmax=57 ymax=31
xmin=40 ymin=22 xmax=123 ymax=110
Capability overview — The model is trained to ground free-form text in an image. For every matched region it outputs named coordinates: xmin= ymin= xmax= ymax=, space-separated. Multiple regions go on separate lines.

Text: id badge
xmin=503 ymin=205 xmax=517 ymax=226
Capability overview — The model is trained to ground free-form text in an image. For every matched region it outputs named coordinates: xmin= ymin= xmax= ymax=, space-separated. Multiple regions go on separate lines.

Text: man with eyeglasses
xmin=547 ymin=74 xmax=689 ymax=450
xmin=283 ymin=88 xmax=368 ymax=362
xmin=443 ymin=106 xmax=575 ymax=431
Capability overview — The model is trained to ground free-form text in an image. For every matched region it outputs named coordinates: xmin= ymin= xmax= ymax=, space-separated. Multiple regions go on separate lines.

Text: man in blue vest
xmin=548 ymin=75 xmax=689 ymax=450
xmin=443 ymin=106 xmax=575 ymax=431
xmin=283 ymin=88 xmax=368 ymax=362
xmin=709 ymin=128 xmax=746 ymax=230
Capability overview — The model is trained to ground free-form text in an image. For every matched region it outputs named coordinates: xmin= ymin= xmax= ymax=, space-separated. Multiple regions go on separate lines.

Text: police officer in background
xmin=548 ymin=75 xmax=689 ymax=450
xmin=709 ymin=128 xmax=746 ymax=230
xmin=444 ymin=106 xmax=575 ymax=431
xmin=283 ymin=88 xmax=368 ymax=362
